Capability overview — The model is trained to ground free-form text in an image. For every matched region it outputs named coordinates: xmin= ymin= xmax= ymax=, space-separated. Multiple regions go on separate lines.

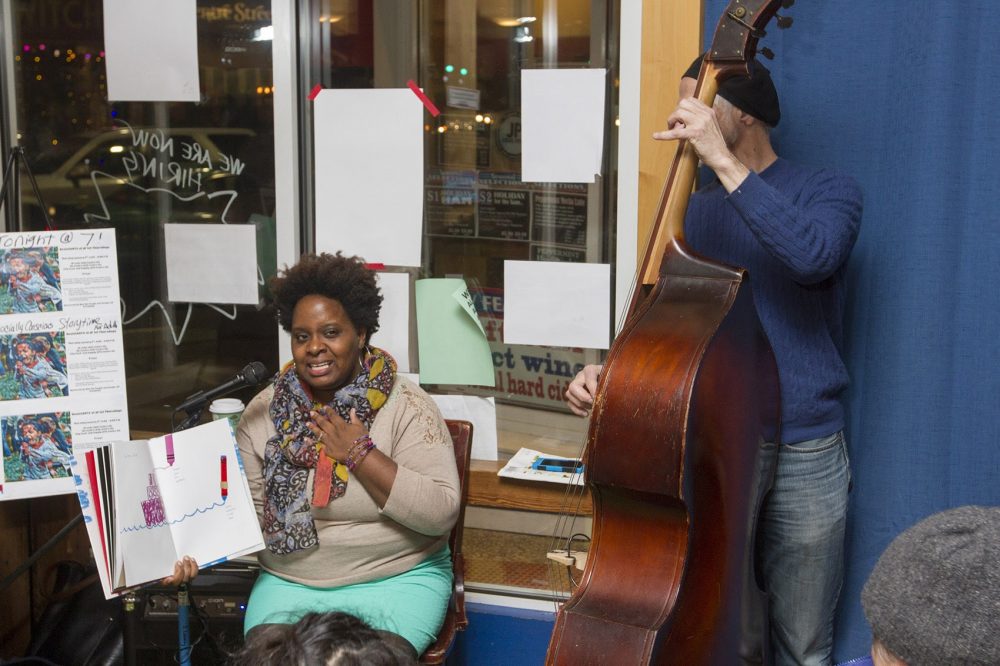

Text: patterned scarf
xmin=262 ymin=347 xmax=396 ymax=555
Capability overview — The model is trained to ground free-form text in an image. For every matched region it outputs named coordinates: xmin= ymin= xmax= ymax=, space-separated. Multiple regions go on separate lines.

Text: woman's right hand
xmin=161 ymin=556 xmax=198 ymax=586
xmin=566 ymin=364 xmax=603 ymax=417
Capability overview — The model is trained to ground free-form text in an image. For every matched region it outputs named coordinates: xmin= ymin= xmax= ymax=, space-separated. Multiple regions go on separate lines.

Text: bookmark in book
xmin=220 ymin=455 xmax=228 ymax=502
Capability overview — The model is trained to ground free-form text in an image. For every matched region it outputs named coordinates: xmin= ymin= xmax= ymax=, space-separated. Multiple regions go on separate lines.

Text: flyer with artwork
xmin=0 ymin=229 xmax=130 ymax=501
xmin=73 ymin=418 xmax=264 ymax=598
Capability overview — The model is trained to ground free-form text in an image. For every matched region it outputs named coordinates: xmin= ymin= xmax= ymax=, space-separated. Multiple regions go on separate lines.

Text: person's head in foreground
xmin=230 ymin=611 xmax=417 ymax=665
xmin=861 ymin=505 xmax=1000 ymax=665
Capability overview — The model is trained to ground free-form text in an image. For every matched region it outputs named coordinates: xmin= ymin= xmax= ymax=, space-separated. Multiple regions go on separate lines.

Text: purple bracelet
xmin=346 ymin=435 xmax=376 ymax=471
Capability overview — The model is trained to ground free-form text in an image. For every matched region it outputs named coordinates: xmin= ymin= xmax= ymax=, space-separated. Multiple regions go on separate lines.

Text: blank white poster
xmin=375 ymin=272 xmax=411 ymax=373
xmin=429 ymin=395 xmax=498 ymax=461
xmin=314 ymin=89 xmax=424 ymax=267
xmin=521 ymin=69 xmax=607 ymax=183
xmin=503 ymin=260 xmax=610 ymax=349
xmin=104 ymin=0 xmax=201 ymax=102
xmin=164 ymin=224 xmax=258 ymax=304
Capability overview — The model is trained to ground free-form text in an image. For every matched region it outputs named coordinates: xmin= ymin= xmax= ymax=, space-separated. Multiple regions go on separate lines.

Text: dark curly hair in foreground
xmin=270 ymin=253 xmax=382 ymax=340
xmin=229 ymin=611 xmax=417 ymax=666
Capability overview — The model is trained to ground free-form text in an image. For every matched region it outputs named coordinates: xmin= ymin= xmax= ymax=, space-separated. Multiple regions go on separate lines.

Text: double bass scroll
xmin=546 ymin=1 xmax=785 ymax=663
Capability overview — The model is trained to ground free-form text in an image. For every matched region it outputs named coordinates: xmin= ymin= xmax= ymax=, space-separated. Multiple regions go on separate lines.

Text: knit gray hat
xmin=861 ymin=505 xmax=1000 ymax=665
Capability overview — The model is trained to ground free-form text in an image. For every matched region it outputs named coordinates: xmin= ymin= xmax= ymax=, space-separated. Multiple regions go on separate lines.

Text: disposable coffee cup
xmin=209 ymin=398 xmax=245 ymax=432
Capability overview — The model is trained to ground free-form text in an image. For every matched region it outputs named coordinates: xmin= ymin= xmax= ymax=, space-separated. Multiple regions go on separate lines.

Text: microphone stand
xmin=124 ymin=363 xmax=266 ymax=665
xmin=174 ymin=404 xmax=207 ymax=433
xmin=172 ymin=404 xmax=205 ymax=666
xmin=123 ymin=402 xmax=206 ymax=666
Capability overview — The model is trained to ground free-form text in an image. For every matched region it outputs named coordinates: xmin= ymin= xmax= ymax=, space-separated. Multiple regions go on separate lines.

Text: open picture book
xmin=72 ymin=418 xmax=264 ymax=599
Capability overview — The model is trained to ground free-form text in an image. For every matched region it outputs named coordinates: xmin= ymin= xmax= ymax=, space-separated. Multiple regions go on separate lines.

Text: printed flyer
xmin=0 ymin=228 xmax=129 ymax=501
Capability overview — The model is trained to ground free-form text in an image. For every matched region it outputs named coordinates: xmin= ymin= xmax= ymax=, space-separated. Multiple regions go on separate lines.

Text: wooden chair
xmin=419 ymin=419 xmax=473 ymax=664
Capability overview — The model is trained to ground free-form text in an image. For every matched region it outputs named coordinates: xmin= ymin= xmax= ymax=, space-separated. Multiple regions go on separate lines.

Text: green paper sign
xmin=415 ymin=278 xmax=495 ymax=386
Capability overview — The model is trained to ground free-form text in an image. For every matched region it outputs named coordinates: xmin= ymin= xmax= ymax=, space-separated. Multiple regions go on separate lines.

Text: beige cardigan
xmin=236 ymin=376 xmax=460 ymax=588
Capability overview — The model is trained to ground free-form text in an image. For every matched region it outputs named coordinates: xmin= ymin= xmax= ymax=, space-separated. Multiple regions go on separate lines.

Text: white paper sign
xmin=103 ymin=0 xmax=201 ymax=102
xmin=0 ymin=229 xmax=130 ymax=501
xmin=429 ymin=394 xmax=498 ymax=461
xmin=164 ymin=224 xmax=259 ymax=305
xmin=503 ymin=260 xmax=610 ymax=349
xmin=521 ymin=69 xmax=607 ymax=183
xmin=314 ymin=89 xmax=424 ymax=267
xmin=446 ymin=86 xmax=481 ymax=110
xmin=375 ymin=272 xmax=411 ymax=373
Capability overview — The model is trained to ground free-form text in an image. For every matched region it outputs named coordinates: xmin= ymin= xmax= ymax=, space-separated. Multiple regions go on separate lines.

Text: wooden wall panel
xmin=636 ymin=2 xmax=703 ymax=261
xmin=0 ymin=500 xmax=31 ymax=656
xmin=0 ymin=496 xmax=90 ymax=657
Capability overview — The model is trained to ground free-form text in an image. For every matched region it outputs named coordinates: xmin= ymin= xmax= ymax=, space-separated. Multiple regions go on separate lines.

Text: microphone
xmin=174 ymin=361 xmax=269 ymax=414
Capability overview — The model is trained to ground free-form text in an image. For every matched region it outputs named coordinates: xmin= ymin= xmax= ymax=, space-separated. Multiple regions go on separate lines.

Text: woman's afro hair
xmin=269 ymin=252 xmax=382 ymax=339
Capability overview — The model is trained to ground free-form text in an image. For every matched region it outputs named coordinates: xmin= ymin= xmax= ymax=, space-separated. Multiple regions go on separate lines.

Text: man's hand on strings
xmin=652 ymin=97 xmax=733 ymax=170
xmin=566 ymin=364 xmax=603 ymax=417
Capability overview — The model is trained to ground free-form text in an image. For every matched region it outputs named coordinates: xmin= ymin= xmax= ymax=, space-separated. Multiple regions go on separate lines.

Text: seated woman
xmin=168 ymin=252 xmax=460 ymax=657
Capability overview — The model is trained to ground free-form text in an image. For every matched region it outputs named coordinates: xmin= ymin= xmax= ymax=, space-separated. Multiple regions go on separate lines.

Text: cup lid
xmin=209 ymin=397 xmax=245 ymax=413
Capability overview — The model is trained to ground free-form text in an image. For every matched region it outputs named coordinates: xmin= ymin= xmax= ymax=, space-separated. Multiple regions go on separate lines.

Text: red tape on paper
xmin=406 ymin=80 xmax=440 ymax=117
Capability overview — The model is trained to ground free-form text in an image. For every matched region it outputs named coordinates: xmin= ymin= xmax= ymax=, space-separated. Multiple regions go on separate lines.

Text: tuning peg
xmin=782 ymin=0 xmax=795 ymax=7
xmin=759 ymin=47 xmax=775 ymax=60
xmin=776 ymin=14 xmax=793 ymax=29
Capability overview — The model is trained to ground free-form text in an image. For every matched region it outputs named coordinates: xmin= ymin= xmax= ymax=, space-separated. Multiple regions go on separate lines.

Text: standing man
xmin=566 ymin=59 xmax=862 ymax=665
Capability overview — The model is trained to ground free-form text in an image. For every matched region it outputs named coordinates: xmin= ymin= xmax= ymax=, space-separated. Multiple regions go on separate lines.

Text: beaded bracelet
xmin=346 ymin=434 xmax=370 ymax=458
xmin=346 ymin=434 xmax=376 ymax=472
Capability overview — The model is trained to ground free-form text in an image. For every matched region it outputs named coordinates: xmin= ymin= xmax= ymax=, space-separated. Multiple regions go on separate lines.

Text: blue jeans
xmin=756 ymin=431 xmax=851 ymax=666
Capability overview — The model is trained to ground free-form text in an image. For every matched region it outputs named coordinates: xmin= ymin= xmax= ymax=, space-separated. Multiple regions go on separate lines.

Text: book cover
xmin=73 ymin=418 xmax=263 ymax=598
xmin=497 ymin=447 xmax=585 ymax=486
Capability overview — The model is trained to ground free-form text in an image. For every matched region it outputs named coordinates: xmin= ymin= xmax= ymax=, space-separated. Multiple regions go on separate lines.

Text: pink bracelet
xmin=346 ymin=435 xmax=376 ymax=471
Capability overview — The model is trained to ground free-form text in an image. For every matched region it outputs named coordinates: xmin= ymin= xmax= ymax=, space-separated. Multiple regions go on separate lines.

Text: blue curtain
xmin=695 ymin=1 xmax=1000 ymax=660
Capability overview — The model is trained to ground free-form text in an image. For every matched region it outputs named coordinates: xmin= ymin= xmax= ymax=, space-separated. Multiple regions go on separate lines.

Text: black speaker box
xmin=126 ymin=561 xmax=258 ymax=666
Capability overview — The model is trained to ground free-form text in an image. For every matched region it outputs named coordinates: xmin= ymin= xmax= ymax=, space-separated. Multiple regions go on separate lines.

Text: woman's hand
xmin=309 ymin=407 xmax=368 ymax=461
xmin=161 ymin=556 xmax=198 ymax=586
xmin=310 ymin=406 xmax=397 ymax=506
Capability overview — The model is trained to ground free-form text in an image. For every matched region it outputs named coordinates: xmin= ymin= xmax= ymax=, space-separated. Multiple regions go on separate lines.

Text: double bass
xmin=546 ymin=1 xmax=787 ymax=663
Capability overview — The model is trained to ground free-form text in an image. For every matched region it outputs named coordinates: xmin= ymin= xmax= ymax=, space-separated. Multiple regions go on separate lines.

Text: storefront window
xmin=301 ymin=1 xmax=617 ymax=417
xmin=301 ymin=1 xmax=619 ymax=597
xmin=419 ymin=1 xmax=615 ymax=416
xmin=8 ymin=0 xmax=278 ymax=431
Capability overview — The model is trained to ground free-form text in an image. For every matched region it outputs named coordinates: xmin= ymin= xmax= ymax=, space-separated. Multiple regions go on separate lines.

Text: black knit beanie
xmin=861 ymin=505 xmax=1000 ymax=665
xmin=682 ymin=53 xmax=780 ymax=127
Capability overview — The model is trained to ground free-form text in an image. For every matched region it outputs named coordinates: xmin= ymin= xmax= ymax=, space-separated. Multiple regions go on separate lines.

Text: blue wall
xmin=700 ymin=1 xmax=1000 ymax=661
xmin=447 ymin=603 xmax=554 ymax=665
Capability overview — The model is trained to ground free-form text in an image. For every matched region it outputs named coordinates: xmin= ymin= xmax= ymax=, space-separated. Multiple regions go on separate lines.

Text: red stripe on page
xmin=308 ymin=83 xmax=323 ymax=101
xmin=406 ymin=80 xmax=440 ymax=117
xmin=86 ymin=450 xmax=110 ymax=576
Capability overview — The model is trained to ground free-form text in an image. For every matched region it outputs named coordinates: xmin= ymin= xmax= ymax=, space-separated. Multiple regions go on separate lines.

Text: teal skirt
xmin=244 ymin=547 xmax=453 ymax=653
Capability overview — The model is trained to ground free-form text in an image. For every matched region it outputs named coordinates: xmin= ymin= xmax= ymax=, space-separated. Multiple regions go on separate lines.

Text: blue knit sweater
xmin=684 ymin=158 xmax=863 ymax=444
